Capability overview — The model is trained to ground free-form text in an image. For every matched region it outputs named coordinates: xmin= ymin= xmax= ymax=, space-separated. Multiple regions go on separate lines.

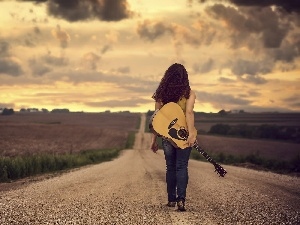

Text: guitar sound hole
xmin=178 ymin=128 xmax=188 ymax=139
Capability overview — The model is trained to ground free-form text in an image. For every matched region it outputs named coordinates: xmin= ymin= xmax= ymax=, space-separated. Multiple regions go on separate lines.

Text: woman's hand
xmin=187 ymin=134 xmax=196 ymax=147
xmin=151 ymin=141 xmax=159 ymax=153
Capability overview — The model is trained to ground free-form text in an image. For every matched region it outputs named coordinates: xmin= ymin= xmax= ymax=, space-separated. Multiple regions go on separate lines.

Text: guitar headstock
xmin=214 ymin=163 xmax=227 ymax=177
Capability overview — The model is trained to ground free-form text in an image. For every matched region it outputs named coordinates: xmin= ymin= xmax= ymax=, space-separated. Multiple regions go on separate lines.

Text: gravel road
xmin=0 ymin=114 xmax=299 ymax=225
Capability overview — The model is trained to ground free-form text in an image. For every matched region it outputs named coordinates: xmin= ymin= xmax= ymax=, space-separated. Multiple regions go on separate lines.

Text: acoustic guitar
xmin=149 ymin=102 xmax=227 ymax=177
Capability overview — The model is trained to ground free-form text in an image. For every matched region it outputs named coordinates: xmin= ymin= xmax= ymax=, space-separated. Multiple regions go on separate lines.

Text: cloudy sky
xmin=0 ymin=0 xmax=299 ymax=113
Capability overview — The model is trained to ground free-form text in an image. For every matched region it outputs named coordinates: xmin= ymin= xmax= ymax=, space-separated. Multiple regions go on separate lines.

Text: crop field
xmin=194 ymin=112 xmax=300 ymax=133
xmin=146 ymin=111 xmax=300 ymax=170
xmin=0 ymin=112 xmax=140 ymax=157
xmin=197 ymin=134 xmax=299 ymax=161
xmin=1 ymin=111 xmax=299 ymax=177
xmin=193 ymin=112 xmax=300 ymax=161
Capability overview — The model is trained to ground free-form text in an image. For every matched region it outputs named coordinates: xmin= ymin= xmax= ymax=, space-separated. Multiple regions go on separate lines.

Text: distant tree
xmin=20 ymin=108 xmax=26 ymax=112
xmin=41 ymin=108 xmax=49 ymax=113
xmin=51 ymin=109 xmax=70 ymax=113
xmin=256 ymin=124 xmax=280 ymax=139
xmin=2 ymin=108 xmax=14 ymax=115
xmin=27 ymin=108 xmax=39 ymax=112
xmin=209 ymin=124 xmax=231 ymax=135
xmin=218 ymin=109 xmax=227 ymax=116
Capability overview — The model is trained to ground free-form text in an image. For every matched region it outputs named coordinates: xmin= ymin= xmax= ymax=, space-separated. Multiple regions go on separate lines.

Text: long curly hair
xmin=152 ymin=63 xmax=191 ymax=105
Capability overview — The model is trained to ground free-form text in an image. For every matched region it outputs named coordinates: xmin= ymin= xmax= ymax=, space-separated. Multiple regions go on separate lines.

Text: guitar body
xmin=149 ymin=102 xmax=227 ymax=177
xmin=150 ymin=102 xmax=192 ymax=149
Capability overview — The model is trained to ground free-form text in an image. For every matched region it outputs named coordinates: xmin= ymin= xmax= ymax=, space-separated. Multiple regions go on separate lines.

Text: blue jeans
xmin=162 ymin=139 xmax=192 ymax=202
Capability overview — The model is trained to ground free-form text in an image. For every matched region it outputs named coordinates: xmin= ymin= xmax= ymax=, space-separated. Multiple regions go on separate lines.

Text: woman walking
xmin=150 ymin=63 xmax=196 ymax=211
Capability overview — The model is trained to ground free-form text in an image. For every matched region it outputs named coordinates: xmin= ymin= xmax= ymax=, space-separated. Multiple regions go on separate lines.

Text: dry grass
xmin=0 ymin=112 xmax=140 ymax=157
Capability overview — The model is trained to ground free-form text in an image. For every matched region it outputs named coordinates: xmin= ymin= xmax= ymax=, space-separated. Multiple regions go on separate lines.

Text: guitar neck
xmin=193 ymin=143 xmax=217 ymax=165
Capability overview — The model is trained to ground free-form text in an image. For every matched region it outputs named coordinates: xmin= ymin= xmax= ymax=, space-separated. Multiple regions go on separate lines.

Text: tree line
xmin=209 ymin=123 xmax=300 ymax=143
xmin=0 ymin=108 xmax=70 ymax=115
xmin=1 ymin=108 xmax=14 ymax=115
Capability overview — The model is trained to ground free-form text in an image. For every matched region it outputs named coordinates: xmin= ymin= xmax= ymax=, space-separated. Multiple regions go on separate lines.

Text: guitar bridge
xmin=168 ymin=118 xmax=178 ymax=129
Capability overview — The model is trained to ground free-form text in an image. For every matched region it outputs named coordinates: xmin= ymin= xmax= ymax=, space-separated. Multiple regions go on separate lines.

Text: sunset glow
xmin=0 ymin=0 xmax=299 ymax=113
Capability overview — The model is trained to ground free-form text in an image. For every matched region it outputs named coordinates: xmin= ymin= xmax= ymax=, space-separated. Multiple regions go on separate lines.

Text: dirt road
xmin=0 ymin=114 xmax=299 ymax=224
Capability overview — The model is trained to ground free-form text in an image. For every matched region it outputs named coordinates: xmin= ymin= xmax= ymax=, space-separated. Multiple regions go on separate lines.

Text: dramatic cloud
xmin=193 ymin=58 xmax=214 ymax=73
xmin=200 ymin=2 xmax=299 ymax=78
xmin=230 ymin=59 xmax=272 ymax=76
xmin=218 ymin=77 xmax=236 ymax=83
xmin=81 ymin=52 xmax=101 ymax=71
xmin=116 ymin=66 xmax=130 ymax=74
xmin=0 ymin=57 xmax=23 ymax=77
xmin=100 ymin=45 xmax=111 ymax=54
xmin=0 ymin=41 xmax=10 ymax=57
xmin=269 ymin=39 xmax=300 ymax=63
xmin=28 ymin=51 xmax=68 ymax=76
xmin=136 ymin=9 xmax=298 ymax=79
xmin=195 ymin=90 xmax=252 ymax=110
xmin=28 ymin=57 xmax=52 ymax=76
xmin=283 ymin=95 xmax=300 ymax=108
xmin=1 ymin=0 xmax=299 ymax=112
xmin=206 ymin=4 xmax=290 ymax=49
xmin=137 ymin=20 xmax=213 ymax=47
xmin=0 ymin=41 xmax=23 ymax=76
xmin=137 ymin=20 xmax=171 ymax=41
xmin=191 ymin=0 xmax=300 ymax=14
xmin=51 ymin=25 xmax=70 ymax=48
xmin=24 ymin=0 xmax=134 ymax=22
xmin=229 ymin=0 xmax=300 ymax=14
xmin=42 ymin=52 xmax=69 ymax=67
xmin=238 ymin=74 xmax=267 ymax=85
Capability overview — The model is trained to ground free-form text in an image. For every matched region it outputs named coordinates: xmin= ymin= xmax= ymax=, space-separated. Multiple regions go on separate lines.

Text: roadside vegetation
xmin=125 ymin=131 xmax=136 ymax=149
xmin=0 ymin=148 xmax=120 ymax=182
xmin=190 ymin=149 xmax=300 ymax=175
xmin=0 ymin=132 xmax=136 ymax=182
xmin=195 ymin=123 xmax=300 ymax=174
xmin=0 ymin=112 xmax=139 ymax=183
